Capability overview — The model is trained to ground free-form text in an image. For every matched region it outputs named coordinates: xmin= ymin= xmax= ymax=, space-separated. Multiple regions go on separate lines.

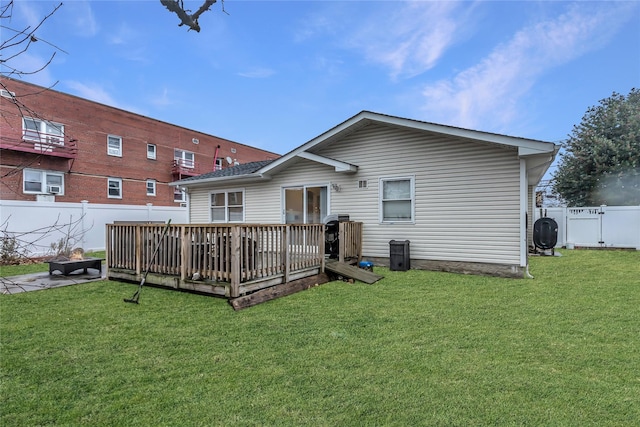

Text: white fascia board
xmin=295 ymin=151 xmax=357 ymax=172
xmin=170 ymin=173 xmax=270 ymax=188
xmin=363 ymin=111 xmax=555 ymax=150
xmin=518 ymin=145 xmax=557 ymax=156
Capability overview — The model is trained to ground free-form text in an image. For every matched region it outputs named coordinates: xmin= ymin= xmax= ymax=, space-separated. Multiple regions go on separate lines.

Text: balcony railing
xmin=0 ymin=132 xmax=78 ymax=158
xmin=171 ymin=158 xmax=210 ymax=177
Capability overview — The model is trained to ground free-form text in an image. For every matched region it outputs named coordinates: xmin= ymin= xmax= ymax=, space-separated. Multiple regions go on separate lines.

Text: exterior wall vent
xmin=192 ymin=138 xmax=199 ymax=144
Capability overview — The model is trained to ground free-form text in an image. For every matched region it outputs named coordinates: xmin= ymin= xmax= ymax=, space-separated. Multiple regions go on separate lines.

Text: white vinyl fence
xmin=1 ymin=200 xmax=187 ymax=257
xmin=535 ymin=206 xmax=640 ymax=250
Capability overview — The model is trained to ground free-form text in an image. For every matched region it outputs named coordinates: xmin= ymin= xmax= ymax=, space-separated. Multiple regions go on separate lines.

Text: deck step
xmin=325 ymin=261 xmax=383 ymax=284
xmin=229 ymin=273 xmax=330 ymax=310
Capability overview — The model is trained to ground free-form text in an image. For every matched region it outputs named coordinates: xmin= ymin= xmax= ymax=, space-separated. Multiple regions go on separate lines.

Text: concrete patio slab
xmin=1 ymin=270 xmax=106 ymax=294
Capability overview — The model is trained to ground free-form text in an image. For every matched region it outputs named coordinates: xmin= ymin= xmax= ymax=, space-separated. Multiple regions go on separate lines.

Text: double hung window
xmin=210 ymin=190 xmax=244 ymax=222
xmin=174 ymin=188 xmax=186 ymax=203
xmin=380 ymin=176 xmax=415 ymax=223
xmin=108 ymin=135 xmax=122 ymax=157
xmin=23 ymin=169 xmax=64 ymax=194
xmin=22 ymin=117 xmax=64 ymax=145
xmin=147 ymin=144 xmax=156 ymax=160
xmin=146 ymin=180 xmax=156 ymax=196
xmin=108 ymin=177 xmax=122 ymax=198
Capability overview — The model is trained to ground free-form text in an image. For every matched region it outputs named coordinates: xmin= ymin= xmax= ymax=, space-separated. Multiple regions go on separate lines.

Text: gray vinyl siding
xmin=315 ymin=123 xmax=522 ymax=265
xmin=188 ymin=122 xmax=523 ymax=265
xmin=187 ymin=159 xmax=334 ymax=224
xmin=188 ymin=189 xmax=210 ymax=223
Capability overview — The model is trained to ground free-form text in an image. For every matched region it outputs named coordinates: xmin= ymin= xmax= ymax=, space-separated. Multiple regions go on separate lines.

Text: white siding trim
xmin=520 ymin=159 xmax=527 ymax=267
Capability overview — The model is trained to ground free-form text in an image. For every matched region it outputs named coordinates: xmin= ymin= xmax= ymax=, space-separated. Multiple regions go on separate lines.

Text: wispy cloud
xmin=108 ymin=23 xmax=136 ymax=46
xmin=237 ymin=67 xmax=276 ymax=79
xmin=418 ymin=3 xmax=637 ymax=131
xmin=344 ymin=2 xmax=470 ymax=79
xmin=65 ymin=80 xmax=146 ymax=115
xmin=2 ymin=53 xmax=56 ymax=87
xmin=65 ymin=1 xmax=99 ymax=37
xmin=106 ymin=23 xmax=149 ymax=62
xmin=65 ymin=80 xmax=119 ymax=108
xmin=150 ymin=87 xmax=172 ymax=108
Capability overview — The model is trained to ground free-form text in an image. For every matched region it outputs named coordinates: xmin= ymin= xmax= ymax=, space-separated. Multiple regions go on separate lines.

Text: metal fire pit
xmin=46 ymin=257 xmax=104 ymax=276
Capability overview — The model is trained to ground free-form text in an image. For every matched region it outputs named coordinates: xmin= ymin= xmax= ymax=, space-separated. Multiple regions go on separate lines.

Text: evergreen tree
xmin=553 ymin=89 xmax=640 ymax=206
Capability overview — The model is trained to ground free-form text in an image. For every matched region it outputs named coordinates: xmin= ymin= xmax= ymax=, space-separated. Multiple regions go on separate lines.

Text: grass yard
xmin=1 ymin=250 xmax=639 ymax=426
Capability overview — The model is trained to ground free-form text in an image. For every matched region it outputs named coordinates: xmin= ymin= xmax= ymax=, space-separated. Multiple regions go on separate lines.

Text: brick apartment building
xmin=0 ymin=77 xmax=279 ymax=206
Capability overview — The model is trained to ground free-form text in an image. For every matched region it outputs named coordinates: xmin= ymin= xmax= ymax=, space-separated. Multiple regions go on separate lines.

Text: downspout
xmin=213 ymin=145 xmax=221 ymax=171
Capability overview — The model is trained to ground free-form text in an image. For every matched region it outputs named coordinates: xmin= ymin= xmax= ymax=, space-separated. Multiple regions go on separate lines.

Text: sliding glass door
xmin=284 ymin=186 xmax=327 ymax=224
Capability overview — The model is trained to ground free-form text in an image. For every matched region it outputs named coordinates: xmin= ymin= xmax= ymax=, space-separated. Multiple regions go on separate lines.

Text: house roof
xmin=176 ymin=160 xmax=275 ymax=183
xmin=171 ymin=110 xmax=558 ymax=188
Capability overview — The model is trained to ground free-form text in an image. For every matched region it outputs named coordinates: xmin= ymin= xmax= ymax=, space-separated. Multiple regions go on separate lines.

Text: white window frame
xmin=22 ymin=117 xmax=64 ymax=145
xmin=174 ymin=149 xmax=195 ymax=169
xmin=147 ymin=144 xmax=156 ymax=160
xmin=281 ymin=184 xmax=330 ymax=224
xmin=210 ymin=189 xmax=245 ymax=223
xmin=108 ymin=177 xmax=122 ymax=199
xmin=107 ymin=135 xmax=122 ymax=157
xmin=174 ymin=188 xmax=186 ymax=203
xmin=22 ymin=169 xmax=65 ymax=195
xmin=379 ymin=176 xmax=415 ymax=224
xmin=146 ymin=179 xmax=156 ymax=196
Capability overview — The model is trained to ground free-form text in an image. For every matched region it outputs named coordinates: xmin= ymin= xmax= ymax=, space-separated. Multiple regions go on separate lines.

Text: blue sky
xmin=4 ymin=1 xmax=640 ymax=179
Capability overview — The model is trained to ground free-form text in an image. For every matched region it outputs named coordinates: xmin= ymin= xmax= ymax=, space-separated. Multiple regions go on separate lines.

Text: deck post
xmin=319 ymin=225 xmax=326 ymax=273
xmin=105 ymin=225 xmax=110 ymax=276
xmin=284 ymin=225 xmax=290 ymax=283
xmin=230 ymin=226 xmax=241 ymax=298
xmin=357 ymin=222 xmax=363 ymax=262
xmin=180 ymin=225 xmax=188 ymax=282
xmin=135 ymin=225 xmax=142 ymax=275
xmin=338 ymin=222 xmax=345 ymax=263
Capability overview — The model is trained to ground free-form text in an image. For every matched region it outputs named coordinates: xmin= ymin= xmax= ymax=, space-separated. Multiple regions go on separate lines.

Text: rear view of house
xmin=172 ymin=111 xmax=558 ymax=278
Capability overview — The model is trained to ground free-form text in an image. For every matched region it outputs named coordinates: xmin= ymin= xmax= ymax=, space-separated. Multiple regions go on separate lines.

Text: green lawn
xmin=1 ymin=250 xmax=639 ymax=426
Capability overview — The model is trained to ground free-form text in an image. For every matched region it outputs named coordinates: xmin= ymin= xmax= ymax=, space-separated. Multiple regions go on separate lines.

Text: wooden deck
xmin=106 ymin=222 xmax=362 ymax=298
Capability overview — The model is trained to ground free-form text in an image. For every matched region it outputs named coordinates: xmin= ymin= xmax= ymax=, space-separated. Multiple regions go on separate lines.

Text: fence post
xmin=81 ymin=200 xmax=89 ymax=250
xmin=230 ymin=226 xmax=241 ymax=298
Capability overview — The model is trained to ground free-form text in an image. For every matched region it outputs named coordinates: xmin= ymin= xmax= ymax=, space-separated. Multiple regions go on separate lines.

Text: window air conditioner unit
xmin=46 ymin=136 xmax=63 ymax=145
xmin=47 ymin=185 xmax=61 ymax=194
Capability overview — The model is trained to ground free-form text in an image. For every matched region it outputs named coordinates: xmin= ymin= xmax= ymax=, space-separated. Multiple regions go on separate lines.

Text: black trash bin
xmin=389 ymin=240 xmax=410 ymax=271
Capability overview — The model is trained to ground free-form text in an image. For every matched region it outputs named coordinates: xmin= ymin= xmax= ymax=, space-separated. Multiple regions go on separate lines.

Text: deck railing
xmin=106 ymin=223 xmax=353 ymax=298
xmin=338 ymin=221 xmax=363 ymax=262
